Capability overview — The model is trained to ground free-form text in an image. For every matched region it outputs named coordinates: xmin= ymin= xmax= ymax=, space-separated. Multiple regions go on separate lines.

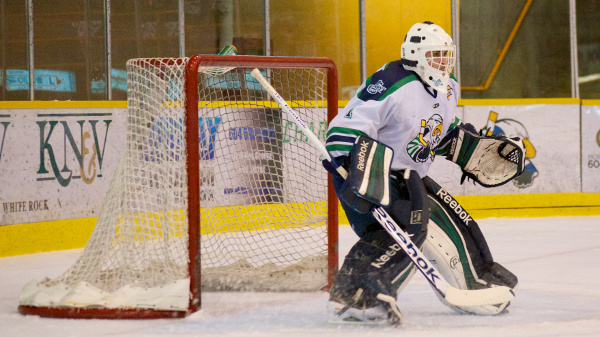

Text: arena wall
xmin=1 ymin=99 xmax=599 ymax=257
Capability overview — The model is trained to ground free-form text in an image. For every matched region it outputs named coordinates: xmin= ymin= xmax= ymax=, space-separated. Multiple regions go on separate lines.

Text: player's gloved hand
xmin=322 ymin=155 xmax=350 ymax=178
xmin=322 ymin=155 xmax=374 ymax=213
xmin=322 ymin=155 xmax=371 ymax=212
xmin=339 ymin=177 xmax=376 ymax=214
xmin=444 ymin=123 xmax=526 ymax=187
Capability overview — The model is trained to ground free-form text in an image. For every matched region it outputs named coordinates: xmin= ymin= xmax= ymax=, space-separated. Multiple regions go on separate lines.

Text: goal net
xmin=18 ymin=55 xmax=339 ymax=319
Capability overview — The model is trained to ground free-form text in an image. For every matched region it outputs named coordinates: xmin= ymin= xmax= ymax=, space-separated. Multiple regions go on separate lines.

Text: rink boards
xmin=1 ymin=99 xmax=600 ymax=256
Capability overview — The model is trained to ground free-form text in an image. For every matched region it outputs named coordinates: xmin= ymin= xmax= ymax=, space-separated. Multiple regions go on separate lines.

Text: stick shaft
xmin=251 ymin=69 xmax=330 ymax=160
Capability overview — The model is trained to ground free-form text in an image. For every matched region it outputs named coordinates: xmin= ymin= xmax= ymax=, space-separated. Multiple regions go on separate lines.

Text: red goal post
xmin=18 ymin=55 xmax=339 ymax=319
xmin=185 ymin=55 xmax=340 ymax=312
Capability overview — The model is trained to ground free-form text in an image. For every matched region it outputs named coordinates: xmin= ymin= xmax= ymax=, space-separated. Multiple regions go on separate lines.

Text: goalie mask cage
xmin=18 ymin=55 xmax=339 ymax=319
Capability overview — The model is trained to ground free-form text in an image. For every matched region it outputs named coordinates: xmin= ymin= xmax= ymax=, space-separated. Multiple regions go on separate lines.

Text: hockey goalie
xmin=322 ymin=21 xmax=525 ymax=326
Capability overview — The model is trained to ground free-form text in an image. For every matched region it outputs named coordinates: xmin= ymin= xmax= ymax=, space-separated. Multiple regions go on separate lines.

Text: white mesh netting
xmin=19 ymin=57 xmax=332 ymax=314
xmin=197 ymin=67 xmax=330 ymax=291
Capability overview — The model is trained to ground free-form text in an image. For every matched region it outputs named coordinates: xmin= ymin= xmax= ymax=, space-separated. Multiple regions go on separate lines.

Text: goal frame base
xmin=18 ymin=305 xmax=189 ymax=319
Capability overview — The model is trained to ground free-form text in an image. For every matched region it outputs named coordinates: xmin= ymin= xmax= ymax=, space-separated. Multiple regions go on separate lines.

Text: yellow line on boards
xmin=198 ymin=100 xmax=327 ymax=109
xmin=582 ymin=100 xmax=600 ymax=106
xmin=458 ymin=98 xmax=581 ymax=106
xmin=0 ymin=218 xmax=97 ymax=257
xmin=0 ymin=98 xmax=592 ymax=110
xmin=3 ymin=193 xmax=600 ymax=257
xmin=0 ymin=101 xmax=127 ymax=109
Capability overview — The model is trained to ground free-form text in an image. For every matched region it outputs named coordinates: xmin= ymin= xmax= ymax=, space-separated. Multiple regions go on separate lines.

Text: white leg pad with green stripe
xmin=422 ymin=215 xmax=511 ymax=316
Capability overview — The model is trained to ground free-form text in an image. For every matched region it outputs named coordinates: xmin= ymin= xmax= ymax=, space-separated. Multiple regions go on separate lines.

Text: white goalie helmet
xmin=401 ymin=21 xmax=456 ymax=93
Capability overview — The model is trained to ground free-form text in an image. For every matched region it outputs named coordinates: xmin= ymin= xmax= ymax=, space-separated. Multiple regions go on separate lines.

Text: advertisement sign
xmin=281 ymin=108 xmax=329 ymax=204
xmin=0 ymin=108 xmax=126 ymax=225
xmin=0 ymin=104 xmax=328 ymax=226
xmin=462 ymin=103 xmax=580 ymax=195
xmin=197 ymin=106 xmax=283 ymax=207
xmin=4 ymin=69 xmax=76 ymax=92
xmin=91 ymin=69 xmax=128 ymax=94
xmin=197 ymin=106 xmax=328 ymax=207
xmin=582 ymin=104 xmax=600 ymax=192
xmin=0 ymin=101 xmax=587 ymax=226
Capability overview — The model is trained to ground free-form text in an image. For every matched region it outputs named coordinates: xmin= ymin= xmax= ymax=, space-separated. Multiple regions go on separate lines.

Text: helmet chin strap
xmin=400 ymin=59 xmax=418 ymax=68
xmin=399 ymin=59 xmax=432 ymax=88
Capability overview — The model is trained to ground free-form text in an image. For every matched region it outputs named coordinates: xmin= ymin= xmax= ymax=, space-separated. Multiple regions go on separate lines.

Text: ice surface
xmin=2 ymin=216 xmax=600 ymax=337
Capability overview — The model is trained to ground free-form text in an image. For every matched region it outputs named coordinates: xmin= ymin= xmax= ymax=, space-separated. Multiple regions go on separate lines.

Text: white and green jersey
xmin=326 ymin=60 xmax=460 ymax=178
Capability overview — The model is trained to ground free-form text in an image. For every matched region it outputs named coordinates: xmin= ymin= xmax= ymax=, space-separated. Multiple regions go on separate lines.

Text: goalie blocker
xmin=338 ymin=135 xmax=394 ymax=214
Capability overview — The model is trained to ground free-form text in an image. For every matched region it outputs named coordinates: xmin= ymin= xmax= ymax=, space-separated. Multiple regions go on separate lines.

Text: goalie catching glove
xmin=439 ymin=123 xmax=526 ymax=187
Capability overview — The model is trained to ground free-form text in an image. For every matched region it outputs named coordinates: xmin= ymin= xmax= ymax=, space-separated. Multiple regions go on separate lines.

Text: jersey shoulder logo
xmin=366 ymin=80 xmax=386 ymax=95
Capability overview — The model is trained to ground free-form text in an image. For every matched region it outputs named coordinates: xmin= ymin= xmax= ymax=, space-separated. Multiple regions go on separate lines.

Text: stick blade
xmin=444 ymin=286 xmax=515 ymax=307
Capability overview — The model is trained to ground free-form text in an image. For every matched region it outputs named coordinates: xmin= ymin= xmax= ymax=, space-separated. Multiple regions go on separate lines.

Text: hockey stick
xmin=250 ymin=68 xmax=514 ymax=307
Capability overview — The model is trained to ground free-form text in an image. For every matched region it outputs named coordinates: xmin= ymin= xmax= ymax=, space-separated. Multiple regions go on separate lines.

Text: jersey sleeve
xmin=446 ymin=116 xmax=462 ymax=134
xmin=325 ymin=126 xmax=366 ymax=158
xmin=325 ymin=96 xmax=401 ymax=158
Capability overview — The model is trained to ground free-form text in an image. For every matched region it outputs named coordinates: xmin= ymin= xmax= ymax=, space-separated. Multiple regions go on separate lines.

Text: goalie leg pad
xmin=329 ymin=169 xmax=429 ymax=325
xmin=422 ymin=176 xmax=518 ymax=315
xmin=433 ymin=290 xmax=512 ymax=316
xmin=421 ymin=219 xmax=468 ymax=290
xmin=423 ymin=219 xmax=511 ymax=315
